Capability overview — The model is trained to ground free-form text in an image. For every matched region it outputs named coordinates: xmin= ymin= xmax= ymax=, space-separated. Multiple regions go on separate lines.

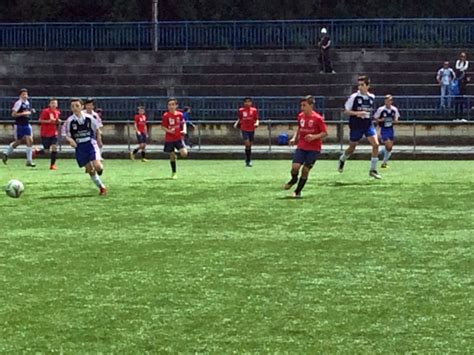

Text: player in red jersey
xmin=233 ymin=97 xmax=259 ymax=167
xmin=283 ymin=95 xmax=328 ymax=198
xmin=161 ymin=98 xmax=188 ymax=179
xmin=130 ymin=106 xmax=149 ymax=162
xmin=37 ymin=98 xmax=61 ymax=170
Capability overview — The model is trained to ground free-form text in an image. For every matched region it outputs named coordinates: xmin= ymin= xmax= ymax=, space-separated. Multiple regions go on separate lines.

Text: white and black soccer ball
xmin=5 ymin=179 xmax=25 ymax=198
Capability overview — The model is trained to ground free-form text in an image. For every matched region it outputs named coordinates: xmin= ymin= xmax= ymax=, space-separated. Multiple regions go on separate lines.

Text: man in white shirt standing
xmin=436 ymin=61 xmax=456 ymax=109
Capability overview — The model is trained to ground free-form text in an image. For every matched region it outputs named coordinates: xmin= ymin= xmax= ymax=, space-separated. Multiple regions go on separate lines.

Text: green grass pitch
xmin=1 ymin=159 xmax=473 ymax=353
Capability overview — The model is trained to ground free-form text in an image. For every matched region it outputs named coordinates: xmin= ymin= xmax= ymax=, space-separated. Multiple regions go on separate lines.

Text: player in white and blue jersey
xmin=338 ymin=76 xmax=382 ymax=179
xmin=374 ymin=95 xmax=400 ymax=169
xmin=65 ymin=98 xmax=107 ymax=195
xmin=2 ymin=88 xmax=36 ymax=167
xmin=83 ymin=98 xmax=103 ymax=162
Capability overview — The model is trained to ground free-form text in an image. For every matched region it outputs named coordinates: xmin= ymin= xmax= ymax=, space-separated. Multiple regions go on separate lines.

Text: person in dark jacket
xmin=318 ymin=28 xmax=336 ymax=74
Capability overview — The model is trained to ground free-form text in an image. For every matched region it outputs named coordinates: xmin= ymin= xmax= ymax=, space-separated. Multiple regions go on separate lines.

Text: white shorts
xmin=91 ymin=139 xmax=103 ymax=161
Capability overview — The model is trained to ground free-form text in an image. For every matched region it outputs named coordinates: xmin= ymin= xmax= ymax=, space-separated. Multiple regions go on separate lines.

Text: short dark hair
xmin=358 ymin=75 xmax=370 ymax=86
xmin=300 ymin=95 xmax=314 ymax=105
xmin=84 ymin=98 xmax=95 ymax=105
xmin=243 ymin=97 xmax=252 ymax=102
xmin=167 ymin=97 xmax=178 ymax=104
xmin=137 ymin=106 xmax=145 ymax=111
xmin=70 ymin=98 xmax=83 ymax=105
xmin=19 ymin=88 xmax=28 ymax=95
xmin=49 ymin=97 xmax=57 ymax=103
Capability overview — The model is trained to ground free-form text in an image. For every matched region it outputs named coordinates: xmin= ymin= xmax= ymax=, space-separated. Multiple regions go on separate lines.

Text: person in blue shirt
xmin=436 ymin=61 xmax=456 ymax=109
xmin=338 ymin=76 xmax=381 ymax=179
xmin=2 ymin=88 xmax=37 ymax=167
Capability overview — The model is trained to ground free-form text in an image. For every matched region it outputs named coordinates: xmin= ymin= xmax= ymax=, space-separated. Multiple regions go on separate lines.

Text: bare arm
xmin=344 ymin=109 xmax=366 ymax=118
xmin=65 ymin=136 xmax=77 ymax=148
xmin=181 ymin=122 xmax=187 ymax=135
xmin=290 ymin=126 xmax=300 ymax=145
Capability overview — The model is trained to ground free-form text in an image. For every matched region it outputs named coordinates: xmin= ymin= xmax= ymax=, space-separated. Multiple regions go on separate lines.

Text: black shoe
xmin=369 ymin=170 xmax=382 ymax=179
xmin=338 ymin=159 xmax=345 ymax=173
xmin=26 ymin=162 xmax=36 ymax=168
xmin=2 ymin=154 xmax=7 ymax=165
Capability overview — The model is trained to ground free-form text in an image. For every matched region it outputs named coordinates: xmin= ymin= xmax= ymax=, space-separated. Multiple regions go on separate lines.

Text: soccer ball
xmin=5 ymin=179 xmax=24 ymax=198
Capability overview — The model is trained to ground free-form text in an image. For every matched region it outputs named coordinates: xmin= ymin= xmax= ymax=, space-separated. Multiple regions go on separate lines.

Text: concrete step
xmin=0 ymin=83 xmax=442 ymax=97
xmin=0 ymin=72 xmax=439 ymax=87
xmin=0 ymin=49 xmax=461 ymax=65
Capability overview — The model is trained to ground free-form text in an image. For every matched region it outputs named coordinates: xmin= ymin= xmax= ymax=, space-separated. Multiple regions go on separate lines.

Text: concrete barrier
xmin=1 ymin=121 xmax=473 ymax=146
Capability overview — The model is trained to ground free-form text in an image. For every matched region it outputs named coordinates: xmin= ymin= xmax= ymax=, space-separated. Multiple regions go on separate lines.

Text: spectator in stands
xmin=454 ymin=53 xmax=470 ymax=117
xmin=318 ymin=28 xmax=335 ymax=74
xmin=436 ymin=61 xmax=456 ymax=109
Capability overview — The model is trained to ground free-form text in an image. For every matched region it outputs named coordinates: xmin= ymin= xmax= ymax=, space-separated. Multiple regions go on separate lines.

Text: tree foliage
xmin=0 ymin=0 xmax=471 ymax=22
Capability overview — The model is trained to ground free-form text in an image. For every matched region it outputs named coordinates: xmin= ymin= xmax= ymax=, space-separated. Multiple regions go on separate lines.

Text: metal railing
xmin=1 ymin=96 xmax=472 ymax=122
xmin=1 ymin=120 xmax=472 ymax=155
xmin=0 ymin=18 xmax=473 ymax=50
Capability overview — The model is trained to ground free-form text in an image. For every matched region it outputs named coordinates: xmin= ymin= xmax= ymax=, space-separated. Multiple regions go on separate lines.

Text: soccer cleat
xmin=292 ymin=192 xmax=302 ymax=199
xmin=283 ymin=179 xmax=298 ymax=190
xmin=26 ymin=162 xmax=36 ymax=168
xmin=99 ymin=186 xmax=107 ymax=195
xmin=369 ymin=170 xmax=382 ymax=179
xmin=381 ymin=163 xmax=389 ymax=169
xmin=129 ymin=151 xmax=135 ymax=160
xmin=2 ymin=153 xmax=7 ymax=165
xmin=49 ymin=164 xmax=57 ymax=170
xmin=245 ymin=161 xmax=253 ymax=167
xmin=171 ymin=173 xmax=178 ymax=180
xmin=338 ymin=159 xmax=345 ymax=173
xmin=141 ymin=158 xmax=149 ymax=162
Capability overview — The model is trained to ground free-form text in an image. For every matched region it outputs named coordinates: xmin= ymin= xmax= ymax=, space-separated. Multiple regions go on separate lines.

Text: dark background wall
xmin=0 ymin=0 xmax=472 ymax=22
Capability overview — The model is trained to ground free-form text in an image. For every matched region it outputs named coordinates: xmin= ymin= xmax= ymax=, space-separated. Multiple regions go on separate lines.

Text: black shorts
xmin=41 ymin=136 xmax=58 ymax=150
xmin=164 ymin=140 xmax=185 ymax=153
xmin=241 ymin=130 xmax=255 ymax=142
xmin=292 ymin=149 xmax=320 ymax=167
xmin=136 ymin=133 xmax=147 ymax=144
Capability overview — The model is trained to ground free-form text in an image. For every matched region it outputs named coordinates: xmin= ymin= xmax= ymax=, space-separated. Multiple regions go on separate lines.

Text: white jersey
xmin=374 ymin=105 xmax=400 ymax=128
xmin=82 ymin=110 xmax=103 ymax=128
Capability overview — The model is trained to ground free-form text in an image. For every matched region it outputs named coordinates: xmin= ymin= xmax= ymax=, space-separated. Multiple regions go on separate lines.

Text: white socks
xmin=26 ymin=147 xmax=33 ymax=163
xmin=383 ymin=151 xmax=392 ymax=164
xmin=340 ymin=152 xmax=351 ymax=162
xmin=370 ymin=157 xmax=378 ymax=171
xmin=90 ymin=174 xmax=104 ymax=188
xmin=6 ymin=143 xmax=14 ymax=156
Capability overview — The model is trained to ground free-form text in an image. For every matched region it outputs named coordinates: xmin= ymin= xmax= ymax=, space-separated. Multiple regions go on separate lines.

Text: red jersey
xmin=39 ymin=108 xmax=60 ymax=137
xmin=161 ymin=111 xmax=184 ymax=142
xmin=134 ymin=114 xmax=147 ymax=134
xmin=296 ymin=111 xmax=327 ymax=151
xmin=238 ymin=107 xmax=259 ymax=132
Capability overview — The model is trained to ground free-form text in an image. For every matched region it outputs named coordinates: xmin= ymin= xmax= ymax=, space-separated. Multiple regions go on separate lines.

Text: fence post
xmin=185 ymin=22 xmax=189 ymax=51
xmin=268 ymin=120 xmax=272 ymax=152
xmin=281 ymin=22 xmax=286 ymax=50
xmin=412 ymin=119 xmax=417 ymax=153
xmin=233 ymin=22 xmax=237 ymax=49
xmin=379 ymin=19 xmax=384 ymax=48
xmin=197 ymin=122 xmax=202 ymax=151
xmin=127 ymin=120 xmax=131 ymax=152
xmin=43 ymin=24 xmax=48 ymax=51
xmin=90 ymin=23 xmax=94 ymax=51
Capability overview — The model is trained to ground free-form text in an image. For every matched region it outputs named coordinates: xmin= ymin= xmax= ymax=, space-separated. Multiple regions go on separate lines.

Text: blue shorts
xmin=136 ymin=133 xmax=147 ymax=144
xmin=164 ymin=140 xmax=185 ymax=153
xmin=75 ymin=142 xmax=96 ymax=168
xmin=41 ymin=136 xmax=58 ymax=150
xmin=381 ymin=127 xmax=395 ymax=142
xmin=349 ymin=125 xmax=376 ymax=142
xmin=241 ymin=130 xmax=255 ymax=142
xmin=292 ymin=149 xmax=320 ymax=167
xmin=14 ymin=124 xmax=32 ymax=140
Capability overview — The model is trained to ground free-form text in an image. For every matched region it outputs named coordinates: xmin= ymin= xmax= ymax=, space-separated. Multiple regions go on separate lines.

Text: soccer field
xmin=1 ymin=159 xmax=472 ymax=353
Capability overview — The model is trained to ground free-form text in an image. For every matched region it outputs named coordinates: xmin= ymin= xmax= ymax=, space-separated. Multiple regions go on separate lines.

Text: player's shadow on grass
xmin=144 ymin=178 xmax=177 ymax=182
xmin=40 ymin=194 xmax=98 ymax=200
xmin=324 ymin=181 xmax=378 ymax=187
